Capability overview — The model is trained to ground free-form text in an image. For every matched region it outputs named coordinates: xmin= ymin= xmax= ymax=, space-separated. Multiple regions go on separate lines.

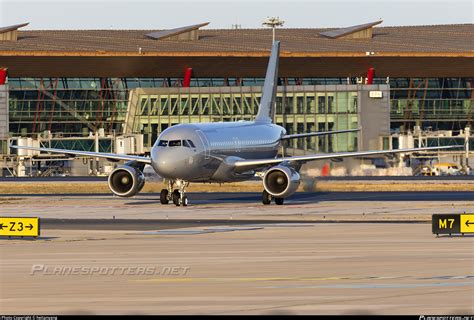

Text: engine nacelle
xmin=108 ymin=165 xmax=145 ymax=197
xmin=263 ymin=165 xmax=300 ymax=198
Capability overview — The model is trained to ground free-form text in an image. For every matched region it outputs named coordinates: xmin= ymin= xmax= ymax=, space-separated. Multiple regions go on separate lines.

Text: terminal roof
xmin=0 ymin=24 xmax=471 ymax=54
xmin=0 ymin=22 xmax=29 ymax=34
xmin=145 ymin=22 xmax=210 ymax=40
xmin=0 ymin=23 xmax=29 ymax=41
xmin=319 ymin=20 xmax=383 ymax=39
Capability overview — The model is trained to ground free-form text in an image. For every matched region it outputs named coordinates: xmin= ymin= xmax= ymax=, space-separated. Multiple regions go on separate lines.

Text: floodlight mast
xmin=262 ymin=17 xmax=285 ymax=44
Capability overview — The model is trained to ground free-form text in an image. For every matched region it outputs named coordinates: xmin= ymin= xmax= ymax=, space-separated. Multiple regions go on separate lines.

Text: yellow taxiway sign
xmin=0 ymin=217 xmax=40 ymax=237
xmin=432 ymin=213 xmax=474 ymax=235
xmin=460 ymin=214 xmax=474 ymax=234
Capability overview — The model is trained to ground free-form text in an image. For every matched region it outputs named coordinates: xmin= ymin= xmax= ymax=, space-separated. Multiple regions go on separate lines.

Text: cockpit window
xmin=168 ymin=140 xmax=181 ymax=147
xmin=181 ymin=140 xmax=196 ymax=148
xmin=187 ymin=140 xmax=196 ymax=148
xmin=158 ymin=139 xmax=194 ymax=148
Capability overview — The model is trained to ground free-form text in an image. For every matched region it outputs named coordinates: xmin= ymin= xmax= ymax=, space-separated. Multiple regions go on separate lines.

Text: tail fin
xmin=255 ymin=41 xmax=280 ymax=123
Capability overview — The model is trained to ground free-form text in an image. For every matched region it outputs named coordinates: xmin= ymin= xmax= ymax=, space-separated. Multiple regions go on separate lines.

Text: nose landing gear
xmin=161 ymin=180 xmax=189 ymax=206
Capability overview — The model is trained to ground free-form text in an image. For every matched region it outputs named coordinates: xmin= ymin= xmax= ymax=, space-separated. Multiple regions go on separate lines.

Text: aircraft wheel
xmin=172 ymin=190 xmax=180 ymax=206
xmin=262 ymin=190 xmax=272 ymax=205
xmin=182 ymin=196 xmax=188 ymax=207
xmin=160 ymin=189 xmax=169 ymax=204
xmin=275 ymin=197 xmax=284 ymax=205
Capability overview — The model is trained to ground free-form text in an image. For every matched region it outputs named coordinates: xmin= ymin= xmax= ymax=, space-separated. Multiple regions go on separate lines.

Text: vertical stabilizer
xmin=255 ymin=41 xmax=280 ymax=123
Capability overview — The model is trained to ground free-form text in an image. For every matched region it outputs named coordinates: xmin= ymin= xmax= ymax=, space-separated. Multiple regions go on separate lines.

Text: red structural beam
xmin=183 ymin=67 xmax=193 ymax=87
xmin=0 ymin=68 xmax=7 ymax=85
xmin=367 ymin=67 xmax=374 ymax=84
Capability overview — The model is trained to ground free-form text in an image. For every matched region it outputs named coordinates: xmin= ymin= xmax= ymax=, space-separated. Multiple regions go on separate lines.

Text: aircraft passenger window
xmin=169 ymin=140 xmax=181 ymax=147
xmin=187 ymin=140 xmax=196 ymax=148
xmin=158 ymin=140 xmax=168 ymax=147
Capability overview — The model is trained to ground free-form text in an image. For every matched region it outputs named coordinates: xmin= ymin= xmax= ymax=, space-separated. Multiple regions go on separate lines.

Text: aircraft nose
xmin=151 ymin=149 xmax=174 ymax=178
xmin=151 ymin=147 xmax=196 ymax=179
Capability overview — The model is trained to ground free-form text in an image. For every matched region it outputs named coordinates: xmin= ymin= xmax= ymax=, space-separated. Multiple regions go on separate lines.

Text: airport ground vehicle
xmin=414 ymin=163 xmax=465 ymax=176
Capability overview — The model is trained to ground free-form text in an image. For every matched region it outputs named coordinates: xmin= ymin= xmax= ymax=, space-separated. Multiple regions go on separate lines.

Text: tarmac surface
xmin=1 ymin=191 xmax=474 ymax=221
xmin=0 ymin=191 xmax=473 ymax=314
xmin=1 ymin=176 xmax=474 ymax=181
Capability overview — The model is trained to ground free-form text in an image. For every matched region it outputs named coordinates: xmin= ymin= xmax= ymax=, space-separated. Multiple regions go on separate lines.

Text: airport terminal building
xmin=0 ymin=21 xmax=472 ymax=175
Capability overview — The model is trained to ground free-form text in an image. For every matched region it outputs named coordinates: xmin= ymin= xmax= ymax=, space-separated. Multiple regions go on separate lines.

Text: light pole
xmin=262 ymin=17 xmax=285 ymax=44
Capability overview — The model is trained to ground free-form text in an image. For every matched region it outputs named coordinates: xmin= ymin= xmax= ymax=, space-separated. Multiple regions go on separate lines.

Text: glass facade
xmin=127 ymin=86 xmax=359 ymax=152
xmin=8 ymin=78 xmax=129 ymax=136
xmin=6 ymin=76 xmax=473 ymax=151
xmin=388 ymin=78 xmax=473 ymax=132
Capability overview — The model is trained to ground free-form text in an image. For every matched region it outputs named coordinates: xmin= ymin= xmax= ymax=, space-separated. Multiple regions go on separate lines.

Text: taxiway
xmin=0 ymin=191 xmax=473 ymax=314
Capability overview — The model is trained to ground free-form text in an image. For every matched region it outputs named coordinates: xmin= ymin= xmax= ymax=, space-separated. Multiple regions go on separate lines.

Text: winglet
xmin=255 ymin=41 xmax=280 ymax=123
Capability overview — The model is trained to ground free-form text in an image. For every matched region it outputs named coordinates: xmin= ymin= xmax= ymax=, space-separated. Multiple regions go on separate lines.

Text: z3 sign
xmin=0 ymin=217 xmax=40 ymax=238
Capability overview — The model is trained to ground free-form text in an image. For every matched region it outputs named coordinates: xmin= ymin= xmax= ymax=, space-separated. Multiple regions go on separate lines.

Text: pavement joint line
xmin=38 ymin=218 xmax=431 ymax=225
xmin=265 ymin=281 xmax=474 ymax=290
xmin=133 ymin=275 xmax=409 ymax=283
xmin=133 ymin=275 xmax=474 ymax=284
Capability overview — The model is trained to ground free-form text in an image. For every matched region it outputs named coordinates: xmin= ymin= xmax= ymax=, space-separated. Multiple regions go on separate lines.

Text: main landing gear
xmin=160 ymin=180 xmax=189 ymax=206
xmin=262 ymin=190 xmax=284 ymax=205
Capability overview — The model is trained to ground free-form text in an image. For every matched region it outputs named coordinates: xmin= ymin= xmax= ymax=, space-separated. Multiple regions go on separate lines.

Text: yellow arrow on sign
xmin=460 ymin=214 xmax=474 ymax=234
xmin=0 ymin=217 xmax=40 ymax=237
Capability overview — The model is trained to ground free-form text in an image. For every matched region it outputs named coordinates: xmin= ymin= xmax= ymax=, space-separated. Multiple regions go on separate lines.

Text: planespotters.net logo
xmin=30 ymin=264 xmax=191 ymax=276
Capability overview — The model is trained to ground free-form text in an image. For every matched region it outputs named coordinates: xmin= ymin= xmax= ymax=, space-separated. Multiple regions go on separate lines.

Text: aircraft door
xmin=196 ymin=130 xmax=210 ymax=159
xmin=233 ymin=137 xmax=241 ymax=152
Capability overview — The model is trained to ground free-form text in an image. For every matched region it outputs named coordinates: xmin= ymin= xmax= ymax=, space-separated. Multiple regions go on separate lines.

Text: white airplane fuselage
xmin=150 ymin=121 xmax=285 ymax=182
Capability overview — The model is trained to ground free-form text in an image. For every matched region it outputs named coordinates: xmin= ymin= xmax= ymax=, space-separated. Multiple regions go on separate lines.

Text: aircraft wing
xmin=10 ymin=145 xmax=152 ymax=164
xmin=281 ymin=128 xmax=360 ymax=140
xmin=233 ymin=145 xmax=462 ymax=171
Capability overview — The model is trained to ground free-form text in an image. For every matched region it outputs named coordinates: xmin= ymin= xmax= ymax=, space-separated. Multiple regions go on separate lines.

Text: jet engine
xmin=263 ymin=165 xmax=300 ymax=198
xmin=108 ymin=165 xmax=145 ymax=197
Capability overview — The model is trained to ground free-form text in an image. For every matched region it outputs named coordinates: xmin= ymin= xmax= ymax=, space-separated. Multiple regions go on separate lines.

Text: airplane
xmin=11 ymin=41 xmax=461 ymax=206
